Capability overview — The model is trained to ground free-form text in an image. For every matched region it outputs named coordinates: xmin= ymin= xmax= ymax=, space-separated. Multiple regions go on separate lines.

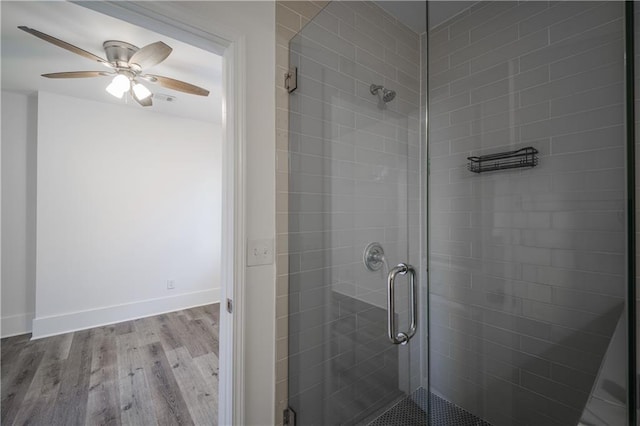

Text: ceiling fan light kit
xmin=132 ymin=82 xmax=152 ymax=101
xmin=105 ymin=74 xmax=130 ymax=99
xmin=18 ymin=26 xmax=210 ymax=108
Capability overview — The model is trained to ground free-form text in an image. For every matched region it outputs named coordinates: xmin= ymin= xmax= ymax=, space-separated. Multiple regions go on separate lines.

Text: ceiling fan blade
xmin=143 ymin=74 xmax=210 ymax=96
xmin=42 ymin=71 xmax=111 ymax=79
xmin=131 ymin=89 xmax=153 ymax=107
xmin=128 ymin=41 xmax=172 ymax=70
xmin=18 ymin=26 xmax=109 ymax=65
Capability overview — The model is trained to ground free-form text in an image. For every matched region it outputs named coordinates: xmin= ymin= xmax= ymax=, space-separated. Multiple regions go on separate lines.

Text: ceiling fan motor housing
xmin=103 ymin=40 xmax=138 ymax=68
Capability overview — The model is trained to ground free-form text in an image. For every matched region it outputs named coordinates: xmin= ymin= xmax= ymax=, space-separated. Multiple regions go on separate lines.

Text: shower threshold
xmin=366 ymin=388 xmax=492 ymax=426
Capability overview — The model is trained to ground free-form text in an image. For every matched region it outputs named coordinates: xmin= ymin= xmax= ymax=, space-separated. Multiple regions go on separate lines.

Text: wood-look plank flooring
xmin=1 ymin=304 xmax=219 ymax=426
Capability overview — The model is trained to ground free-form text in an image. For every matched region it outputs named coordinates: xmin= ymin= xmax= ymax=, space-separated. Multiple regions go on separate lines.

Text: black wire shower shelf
xmin=467 ymin=147 xmax=538 ymax=173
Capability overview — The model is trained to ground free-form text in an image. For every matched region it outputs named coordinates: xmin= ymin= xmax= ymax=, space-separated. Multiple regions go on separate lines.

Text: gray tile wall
xmin=287 ymin=1 xmax=422 ymax=424
xmin=428 ymin=2 xmax=626 ymax=425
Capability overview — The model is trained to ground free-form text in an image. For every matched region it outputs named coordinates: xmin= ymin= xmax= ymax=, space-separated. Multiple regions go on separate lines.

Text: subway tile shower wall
xmin=287 ymin=2 xmax=423 ymax=424
xmin=428 ymin=2 xmax=626 ymax=426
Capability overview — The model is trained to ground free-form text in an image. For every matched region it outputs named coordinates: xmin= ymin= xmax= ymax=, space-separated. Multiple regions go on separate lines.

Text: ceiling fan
xmin=18 ymin=26 xmax=210 ymax=107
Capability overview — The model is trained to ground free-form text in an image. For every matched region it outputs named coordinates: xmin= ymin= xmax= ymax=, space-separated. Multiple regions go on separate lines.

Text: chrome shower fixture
xmin=370 ymin=84 xmax=396 ymax=102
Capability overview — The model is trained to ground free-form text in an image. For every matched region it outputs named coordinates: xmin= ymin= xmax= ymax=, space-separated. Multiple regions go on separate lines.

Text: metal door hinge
xmin=285 ymin=67 xmax=297 ymax=93
xmin=283 ymin=407 xmax=296 ymax=426
xmin=226 ymin=298 xmax=233 ymax=313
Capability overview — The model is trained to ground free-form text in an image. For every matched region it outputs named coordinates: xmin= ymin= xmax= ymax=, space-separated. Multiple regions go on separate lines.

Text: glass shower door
xmin=287 ymin=2 xmax=426 ymax=424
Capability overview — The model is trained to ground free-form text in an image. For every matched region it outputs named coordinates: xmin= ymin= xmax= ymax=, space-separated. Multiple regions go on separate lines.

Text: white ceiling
xmin=1 ymin=1 xmax=222 ymax=124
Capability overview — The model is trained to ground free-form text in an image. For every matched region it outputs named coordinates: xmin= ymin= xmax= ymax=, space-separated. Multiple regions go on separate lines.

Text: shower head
xmin=370 ymin=83 xmax=396 ymax=103
xmin=382 ymin=88 xmax=396 ymax=102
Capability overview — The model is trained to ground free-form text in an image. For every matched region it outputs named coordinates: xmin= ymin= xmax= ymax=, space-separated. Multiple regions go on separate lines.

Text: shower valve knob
xmin=364 ymin=242 xmax=385 ymax=271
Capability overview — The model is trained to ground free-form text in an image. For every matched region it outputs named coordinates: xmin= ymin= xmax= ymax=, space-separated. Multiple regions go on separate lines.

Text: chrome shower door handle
xmin=387 ymin=263 xmax=417 ymax=345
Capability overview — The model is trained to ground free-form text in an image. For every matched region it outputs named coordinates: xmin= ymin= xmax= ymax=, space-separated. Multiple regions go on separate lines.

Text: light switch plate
xmin=247 ymin=239 xmax=274 ymax=266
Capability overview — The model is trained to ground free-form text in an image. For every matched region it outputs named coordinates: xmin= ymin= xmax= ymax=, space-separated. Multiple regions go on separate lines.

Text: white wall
xmin=32 ymin=91 xmax=221 ymax=337
xmin=1 ymin=91 xmax=37 ymax=337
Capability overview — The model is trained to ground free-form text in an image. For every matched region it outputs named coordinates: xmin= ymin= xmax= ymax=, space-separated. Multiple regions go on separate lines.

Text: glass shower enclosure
xmin=287 ymin=1 xmax=636 ymax=425
xmin=287 ymin=2 xmax=426 ymax=424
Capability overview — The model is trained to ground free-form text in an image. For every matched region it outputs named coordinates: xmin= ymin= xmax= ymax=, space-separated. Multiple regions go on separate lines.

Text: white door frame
xmin=73 ymin=2 xmax=246 ymax=424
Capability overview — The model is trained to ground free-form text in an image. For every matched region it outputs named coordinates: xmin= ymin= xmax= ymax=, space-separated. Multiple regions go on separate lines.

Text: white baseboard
xmin=31 ymin=288 xmax=220 ymax=339
xmin=1 ymin=312 xmax=35 ymax=338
